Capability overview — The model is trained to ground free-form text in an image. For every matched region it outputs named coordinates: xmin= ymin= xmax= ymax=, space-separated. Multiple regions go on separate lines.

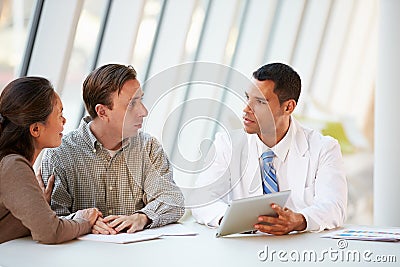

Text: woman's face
xmin=35 ymin=93 xmax=66 ymax=149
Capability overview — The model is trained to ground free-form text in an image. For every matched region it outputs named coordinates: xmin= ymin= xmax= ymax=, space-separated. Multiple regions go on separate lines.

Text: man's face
xmin=107 ymin=79 xmax=148 ymax=138
xmin=243 ymin=78 xmax=284 ymax=137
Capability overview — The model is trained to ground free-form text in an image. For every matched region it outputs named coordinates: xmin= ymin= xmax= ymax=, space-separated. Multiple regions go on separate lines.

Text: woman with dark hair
xmin=0 ymin=77 xmax=100 ymax=244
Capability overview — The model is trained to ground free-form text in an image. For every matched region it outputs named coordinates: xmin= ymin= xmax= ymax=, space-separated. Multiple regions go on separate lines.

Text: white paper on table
xmin=78 ymin=233 xmax=162 ymax=244
xmin=141 ymin=223 xmax=198 ymax=236
xmin=78 ymin=224 xmax=197 ymax=244
xmin=321 ymin=228 xmax=400 ymax=242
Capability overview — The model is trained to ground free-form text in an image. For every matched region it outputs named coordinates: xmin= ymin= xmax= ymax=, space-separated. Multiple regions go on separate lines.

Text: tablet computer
xmin=215 ymin=190 xmax=291 ymax=237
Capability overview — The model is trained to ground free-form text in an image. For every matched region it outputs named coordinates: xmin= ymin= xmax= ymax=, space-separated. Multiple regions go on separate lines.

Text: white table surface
xmin=0 ymin=218 xmax=399 ymax=267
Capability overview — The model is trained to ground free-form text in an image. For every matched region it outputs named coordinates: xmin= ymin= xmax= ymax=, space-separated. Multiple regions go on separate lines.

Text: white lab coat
xmin=191 ymin=118 xmax=347 ymax=232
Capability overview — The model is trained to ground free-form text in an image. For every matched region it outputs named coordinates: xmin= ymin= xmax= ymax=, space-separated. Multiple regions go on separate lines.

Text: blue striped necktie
xmin=261 ymin=150 xmax=278 ymax=194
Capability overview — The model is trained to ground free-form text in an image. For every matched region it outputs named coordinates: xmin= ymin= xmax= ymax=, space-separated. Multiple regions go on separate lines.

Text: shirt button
xmin=93 ymin=149 xmax=96 ymax=153
xmin=109 ymin=209 xmax=113 ymax=214
xmin=109 ymin=186 xmax=113 ymax=191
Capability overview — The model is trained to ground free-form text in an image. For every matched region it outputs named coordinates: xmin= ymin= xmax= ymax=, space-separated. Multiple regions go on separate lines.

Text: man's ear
xmin=284 ymin=100 xmax=296 ymax=114
xmin=95 ymin=104 xmax=109 ymax=120
xmin=30 ymin=122 xmax=41 ymax=138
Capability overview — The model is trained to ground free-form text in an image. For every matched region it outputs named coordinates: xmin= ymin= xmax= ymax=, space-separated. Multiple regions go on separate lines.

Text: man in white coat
xmin=192 ymin=63 xmax=347 ymax=235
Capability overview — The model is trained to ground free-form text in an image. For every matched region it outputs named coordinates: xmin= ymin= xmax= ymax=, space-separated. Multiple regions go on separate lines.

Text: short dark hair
xmin=83 ymin=64 xmax=137 ymax=119
xmin=0 ymin=77 xmax=56 ymax=161
xmin=252 ymin=63 xmax=301 ymax=104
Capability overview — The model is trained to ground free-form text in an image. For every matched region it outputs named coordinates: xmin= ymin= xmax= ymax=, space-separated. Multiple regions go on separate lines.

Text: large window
xmin=0 ymin=0 xmax=36 ymax=89
xmin=6 ymin=0 xmax=378 ymax=225
xmin=61 ymin=0 xmax=108 ymax=132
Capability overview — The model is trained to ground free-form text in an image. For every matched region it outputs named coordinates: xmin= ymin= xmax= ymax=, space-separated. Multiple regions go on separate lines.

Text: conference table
xmin=0 ymin=217 xmax=399 ymax=267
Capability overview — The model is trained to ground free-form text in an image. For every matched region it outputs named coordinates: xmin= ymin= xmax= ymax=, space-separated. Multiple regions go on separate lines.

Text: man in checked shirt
xmin=41 ymin=64 xmax=185 ymax=234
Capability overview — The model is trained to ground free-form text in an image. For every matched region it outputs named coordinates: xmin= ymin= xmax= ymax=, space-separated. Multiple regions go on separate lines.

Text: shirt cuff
xmin=200 ymin=201 xmax=228 ymax=227
xmin=136 ymin=209 xmax=159 ymax=228
xmin=299 ymin=210 xmax=323 ymax=232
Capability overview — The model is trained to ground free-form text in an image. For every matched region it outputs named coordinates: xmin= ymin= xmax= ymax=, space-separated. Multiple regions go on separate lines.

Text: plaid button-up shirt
xmin=41 ymin=117 xmax=184 ymax=228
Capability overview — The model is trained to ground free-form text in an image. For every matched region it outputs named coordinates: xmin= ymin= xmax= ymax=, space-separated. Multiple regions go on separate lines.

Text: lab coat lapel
xmin=246 ymin=135 xmax=263 ymax=196
xmin=286 ymin=120 xmax=309 ymax=201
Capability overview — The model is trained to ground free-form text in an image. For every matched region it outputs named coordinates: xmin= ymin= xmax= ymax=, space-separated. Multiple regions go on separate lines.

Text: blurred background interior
xmin=0 ymin=0 xmax=377 ymax=225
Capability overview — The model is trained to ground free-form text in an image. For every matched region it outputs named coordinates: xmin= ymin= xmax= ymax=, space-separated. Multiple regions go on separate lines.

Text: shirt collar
xmin=79 ymin=116 xmax=131 ymax=151
xmin=79 ymin=116 xmax=98 ymax=149
xmin=255 ymin=117 xmax=294 ymax=163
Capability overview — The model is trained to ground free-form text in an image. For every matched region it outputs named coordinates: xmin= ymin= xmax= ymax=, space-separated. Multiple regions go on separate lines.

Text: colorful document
xmin=321 ymin=227 xmax=400 ymax=242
